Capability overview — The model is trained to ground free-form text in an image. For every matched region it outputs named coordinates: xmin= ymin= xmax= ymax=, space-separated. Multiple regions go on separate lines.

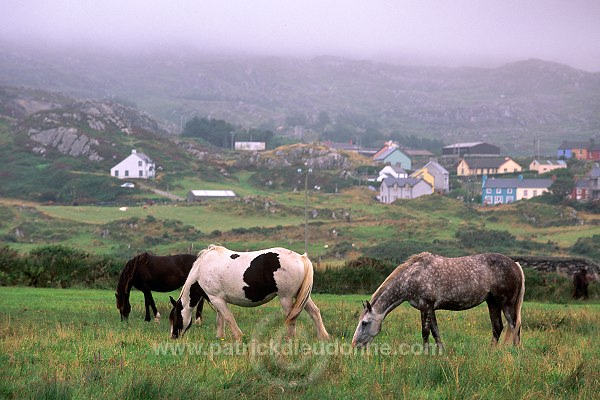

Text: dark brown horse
xmin=352 ymin=252 xmax=525 ymax=348
xmin=115 ymin=253 xmax=204 ymax=322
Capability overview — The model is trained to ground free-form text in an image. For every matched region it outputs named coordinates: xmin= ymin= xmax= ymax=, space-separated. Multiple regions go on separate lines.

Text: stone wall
xmin=511 ymin=255 xmax=599 ymax=279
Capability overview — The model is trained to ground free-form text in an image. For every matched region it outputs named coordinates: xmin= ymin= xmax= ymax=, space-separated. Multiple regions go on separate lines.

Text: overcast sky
xmin=1 ymin=0 xmax=599 ymax=71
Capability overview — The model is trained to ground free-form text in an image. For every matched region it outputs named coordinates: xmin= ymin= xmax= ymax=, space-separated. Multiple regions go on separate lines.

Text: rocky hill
xmin=1 ymin=45 xmax=600 ymax=155
xmin=0 ymin=86 xmax=364 ymax=203
xmin=1 ymin=86 xmax=170 ymax=162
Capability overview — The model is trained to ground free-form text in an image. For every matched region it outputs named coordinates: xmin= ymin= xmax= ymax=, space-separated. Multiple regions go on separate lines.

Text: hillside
xmin=1 ymin=45 xmax=600 ymax=154
xmin=0 ymin=86 xmax=367 ymax=203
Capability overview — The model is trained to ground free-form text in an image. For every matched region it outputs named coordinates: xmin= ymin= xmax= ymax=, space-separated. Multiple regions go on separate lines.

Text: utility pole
xmin=298 ymin=167 xmax=313 ymax=254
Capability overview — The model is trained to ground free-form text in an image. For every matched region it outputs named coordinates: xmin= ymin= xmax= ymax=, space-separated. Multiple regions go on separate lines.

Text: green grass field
xmin=1 ymin=287 xmax=598 ymax=399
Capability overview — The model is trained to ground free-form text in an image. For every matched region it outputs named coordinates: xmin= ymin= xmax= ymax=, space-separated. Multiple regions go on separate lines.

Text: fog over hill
xmin=1 ymin=45 xmax=599 ymax=155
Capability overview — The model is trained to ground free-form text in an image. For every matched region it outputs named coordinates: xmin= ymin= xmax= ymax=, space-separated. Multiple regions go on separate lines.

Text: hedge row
xmin=1 ymin=245 xmax=596 ymax=302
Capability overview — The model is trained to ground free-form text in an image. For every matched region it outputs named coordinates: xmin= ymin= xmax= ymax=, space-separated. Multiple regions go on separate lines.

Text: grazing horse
xmin=115 ymin=253 xmax=204 ymax=322
xmin=169 ymin=245 xmax=330 ymax=340
xmin=352 ymin=252 xmax=525 ymax=348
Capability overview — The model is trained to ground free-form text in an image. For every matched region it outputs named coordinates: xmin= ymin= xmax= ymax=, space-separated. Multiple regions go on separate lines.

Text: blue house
xmin=482 ymin=175 xmax=552 ymax=205
xmin=373 ymin=142 xmax=412 ymax=170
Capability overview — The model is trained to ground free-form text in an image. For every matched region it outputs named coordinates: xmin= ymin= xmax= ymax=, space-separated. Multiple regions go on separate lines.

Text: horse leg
xmin=420 ymin=309 xmax=431 ymax=345
xmin=502 ymin=303 xmax=522 ymax=346
xmin=195 ymin=297 xmax=205 ymax=325
xmin=279 ymin=296 xmax=297 ymax=338
xmin=216 ymin=312 xmax=224 ymax=338
xmin=486 ymin=300 xmax=503 ymax=345
xmin=145 ymin=291 xmax=160 ymax=322
xmin=142 ymin=291 xmax=153 ymax=321
xmin=211 ymin=298 xmax=243 ymax=340
xmin=303 ymin=296 xmax=330 ymax=340
xmin=429 ymin=311 xmax=444 ymax=349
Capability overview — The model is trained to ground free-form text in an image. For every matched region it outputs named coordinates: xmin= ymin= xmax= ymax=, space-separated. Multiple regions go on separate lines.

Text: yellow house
xmin=409 ymin=168 xmax=435 ymax=193
xmin=457 ymin=157 xmax=522 ymax=177
xmin=529 ymin=159 xmax=567 ymax=174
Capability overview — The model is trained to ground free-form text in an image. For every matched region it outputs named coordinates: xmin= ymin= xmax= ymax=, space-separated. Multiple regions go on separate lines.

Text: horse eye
xmin=361 ymin=320 xmax=369 ymax=326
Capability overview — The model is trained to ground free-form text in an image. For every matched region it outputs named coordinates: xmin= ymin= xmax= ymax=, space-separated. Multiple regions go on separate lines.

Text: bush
xmin=0 ymin=245 xmax=122 ymax=288
xmin=570 ymin=235 xmax=600 ymax=262
xmin=313 ymin=257 xmax=395 ymax=294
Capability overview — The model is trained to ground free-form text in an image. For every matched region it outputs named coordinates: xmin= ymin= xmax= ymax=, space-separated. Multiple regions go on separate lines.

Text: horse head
xmin=115 ymin=292 xmax=131 ymax=322
xmin=352 ymin=300 xmax=383 ymax=347
xmin=169 ymin=296 xmax=192 ymax=339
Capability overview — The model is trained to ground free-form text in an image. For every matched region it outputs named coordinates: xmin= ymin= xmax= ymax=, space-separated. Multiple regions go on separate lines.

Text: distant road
xmin=135 ymin=182 xmax=185 ymax=201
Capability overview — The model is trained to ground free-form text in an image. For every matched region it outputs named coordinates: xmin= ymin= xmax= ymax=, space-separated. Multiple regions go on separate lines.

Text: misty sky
xmin=1 ymin=0 xmax=599 ymax=71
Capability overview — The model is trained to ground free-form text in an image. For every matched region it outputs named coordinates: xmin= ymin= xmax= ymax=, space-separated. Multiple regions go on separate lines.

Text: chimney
xmin=132 ymin=149 xmax=137 ymax=154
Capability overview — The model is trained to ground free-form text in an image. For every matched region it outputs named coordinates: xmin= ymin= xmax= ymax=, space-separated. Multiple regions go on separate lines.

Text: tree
xmin=182 ymin=117 xmax=236 ymax=148
xmin=544 ymin=168 xmax=575 ymax=203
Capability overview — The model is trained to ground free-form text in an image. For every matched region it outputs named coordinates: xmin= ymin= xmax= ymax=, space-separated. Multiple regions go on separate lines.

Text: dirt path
xmin=135 ymin=182 xmax=185 ymax=201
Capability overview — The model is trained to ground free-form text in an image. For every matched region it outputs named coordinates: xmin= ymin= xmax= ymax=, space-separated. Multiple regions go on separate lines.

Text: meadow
xmin=1 ymin=287 xmax=598 ymax=399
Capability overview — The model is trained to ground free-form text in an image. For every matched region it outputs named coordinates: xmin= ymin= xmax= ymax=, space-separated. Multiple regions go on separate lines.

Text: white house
xmin=110 ymin=149 xmax=155 ymax=180
xmin=378 ymin=177 xmax=432 ymax=204
xmin=234 ymin=142 xmax=266 ymax=151
xmin=376 ymin=164 xmax=408 ymax=182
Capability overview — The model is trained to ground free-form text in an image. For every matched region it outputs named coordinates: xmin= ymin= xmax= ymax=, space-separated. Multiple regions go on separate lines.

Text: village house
xmin=410 ymin=160 xmax=450 ymax=194
xmin=481 ymin=175 xmax=552 ymax=205
xmin=557 ymin=139 xmax=600 ymax=160
xmin=372 ymin=142 xmax=412 ymax=170
xmin=376 ymin=164 xmax=407 ymax=182
xmin=529 ymin=159 xmax=567 ymax=174
xmin=234 ymin=141 xmax=266 ymax=151
xmin=379 ymin=177 xmax=432 ymax=203
xmin=442 ymin=142 xmax=500 ymax=159
xmin=457 ymin=157 xmax=522 ymax=177
xmin=110 ymin=149 xmax=155 ymax=180
xmin=571 ymin=164 xmax=600 ymax=201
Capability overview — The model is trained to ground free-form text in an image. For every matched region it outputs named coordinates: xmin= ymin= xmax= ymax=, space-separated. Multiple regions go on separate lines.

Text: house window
xmin=138 ymin=161 xmax=142 ymax=167
xmin=577 ymin=189 xmax=582 ymax=195
xmin=484 ymin=196 xmax=493 ymax=204
xmin=124 ymin=170 xmax=129 ymax=177
xmin=486 ymin=189 xmax=492 ymax=194
xmin=139 ymin=170 xmax=143 ymax=177
xmin=533 ymin=190 xmax=538 ymax=196
xmin=114 ymin=170 xmax=119 ymax=177
xmin=523 ymin=189 xmax=528 ymax=197
xmin=507 ymin=188 xmax=513 ymax=194
xmin=496 ymin=188 xmax=502 ymax=194
xmin=506 ymin=196 xmax=514 ymax=203
xmin=494 ymin=196 xmax=503 ymax=203
xmin=504 ymin=168 xmax=508 ymax=172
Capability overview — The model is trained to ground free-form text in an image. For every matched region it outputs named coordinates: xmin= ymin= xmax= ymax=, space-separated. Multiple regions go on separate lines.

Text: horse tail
xmin=513 ymin=261 xmax=526 ymax=344
xmin=285 ymin=253 xmax=314 ymax=325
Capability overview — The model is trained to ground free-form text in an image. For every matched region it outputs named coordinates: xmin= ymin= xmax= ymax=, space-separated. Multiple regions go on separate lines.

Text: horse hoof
xmin=195 ymin=317 xmax=202 ymax=325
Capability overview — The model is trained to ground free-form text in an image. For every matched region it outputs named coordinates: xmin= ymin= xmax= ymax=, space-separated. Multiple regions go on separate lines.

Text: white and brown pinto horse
xmin=352 ymin=252 xmax=525 ymax=348
xmin=169 ymin=245 xmax=329 ymax=340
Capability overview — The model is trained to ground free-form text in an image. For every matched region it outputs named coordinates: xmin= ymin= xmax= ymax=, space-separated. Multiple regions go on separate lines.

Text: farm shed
xmin=186 ymin=190 xmax=237 ymax=203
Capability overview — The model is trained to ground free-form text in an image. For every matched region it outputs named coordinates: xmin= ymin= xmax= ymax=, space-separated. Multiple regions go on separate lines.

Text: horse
xmin=169 ymin=245 xmax=330 ymax=341
xmin=352 ymin=252 xmax=525 ymax=348
xmin=115 ymin=252 xmax=204 ymax=322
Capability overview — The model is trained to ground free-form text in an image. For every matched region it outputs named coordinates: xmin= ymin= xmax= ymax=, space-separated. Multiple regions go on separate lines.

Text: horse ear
xmin=115 ymin=293 xmax=118 ymax=299
xmin=169 ymin=296 xmax=176 ymax=306
xmin=365 ymin=300 xmax=373 ymax=312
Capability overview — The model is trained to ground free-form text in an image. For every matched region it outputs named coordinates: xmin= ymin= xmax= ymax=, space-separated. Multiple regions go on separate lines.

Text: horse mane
xmin=117 ymin=252 xmax=150 ymax=295
xmin=371 ymin=252 xmax=433 ymax=305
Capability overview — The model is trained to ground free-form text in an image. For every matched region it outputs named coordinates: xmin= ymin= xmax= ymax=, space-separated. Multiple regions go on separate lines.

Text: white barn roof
xmin=189 ymin=190 xmax=236 ymax=197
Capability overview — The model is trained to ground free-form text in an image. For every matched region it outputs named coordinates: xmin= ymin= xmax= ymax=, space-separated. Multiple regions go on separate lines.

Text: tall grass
xmin=1 ymin=287 xmax=598 ymax=399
